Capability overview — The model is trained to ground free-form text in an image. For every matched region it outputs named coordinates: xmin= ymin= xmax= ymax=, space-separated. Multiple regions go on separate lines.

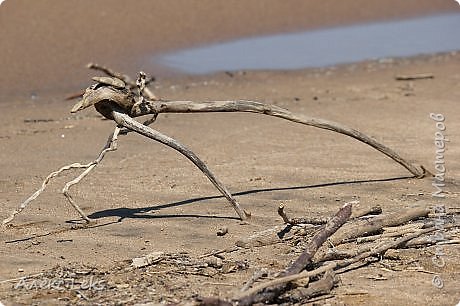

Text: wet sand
xmin=0 ymin=0 xmax=457 ymax=99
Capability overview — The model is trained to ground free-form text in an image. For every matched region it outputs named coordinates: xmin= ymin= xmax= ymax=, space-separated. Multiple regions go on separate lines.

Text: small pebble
xmin=216 ymin=227 xmax=228 ymax=236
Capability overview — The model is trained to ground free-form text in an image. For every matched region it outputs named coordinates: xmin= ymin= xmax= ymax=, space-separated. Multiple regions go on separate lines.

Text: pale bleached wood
xmin=237 ymin=202 xmax=352 ymax=305
xmin=69 ymin=77 xmax=428 ymax=222
xmin=131 ymin=99 xmax=427 ymax=178
xmin=328 ymin=206 xmax=430 ymax=245
xmin=108 ymin=104 xmax=250 ymax=220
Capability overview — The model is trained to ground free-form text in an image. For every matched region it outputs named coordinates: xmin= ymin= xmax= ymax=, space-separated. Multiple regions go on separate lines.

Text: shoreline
xmin=0 ymin=0 xmax=458 ymax=100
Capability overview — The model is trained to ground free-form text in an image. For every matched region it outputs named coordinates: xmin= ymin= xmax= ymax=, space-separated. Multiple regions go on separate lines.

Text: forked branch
xmin=3 ymin=67 xmax=429 ymax=224
xmin=66 ymin=71 xmax=428 ymax=221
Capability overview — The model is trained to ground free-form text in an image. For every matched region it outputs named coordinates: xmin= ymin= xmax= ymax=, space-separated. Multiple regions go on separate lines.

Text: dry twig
xmin=283 ymin=269 xmax=338 ymax=303
xmin=277 ymin=201 xmax=364 ymax=225
xmin=237 ymin=202 xmax=352 ymax=305
xmin=2 ymin=127 xmax=121 ymax=225
xmin=328 ymin=206 xmax=430 ymax=245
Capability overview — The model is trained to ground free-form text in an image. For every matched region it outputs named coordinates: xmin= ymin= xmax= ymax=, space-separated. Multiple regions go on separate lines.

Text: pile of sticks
xmin=194 ymin=203 xmax=458 ymax=305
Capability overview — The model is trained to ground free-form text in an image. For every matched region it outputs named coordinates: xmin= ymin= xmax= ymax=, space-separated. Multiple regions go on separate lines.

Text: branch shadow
xmin=88 ymin=175 xmax=413 ymax=222
xmin=4 ymin=220 xmax=120 ymax=244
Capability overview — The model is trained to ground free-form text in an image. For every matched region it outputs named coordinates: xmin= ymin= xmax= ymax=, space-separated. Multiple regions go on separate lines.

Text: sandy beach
xmin=1 ymin=1 xmax=459 ymax=305
xmin=0 ymin=0 xmax=457 ymax=98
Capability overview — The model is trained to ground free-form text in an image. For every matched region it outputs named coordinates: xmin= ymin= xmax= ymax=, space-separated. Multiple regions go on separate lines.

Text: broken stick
xmin=328 ymin=206 xmax=430 ymax=245
xmin=237 ymin=202 xmax=352 ymax=305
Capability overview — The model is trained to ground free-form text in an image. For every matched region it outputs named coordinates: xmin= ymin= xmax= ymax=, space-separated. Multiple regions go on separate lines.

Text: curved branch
xmin=107 ymin=103 xmax=251 ymax=220
xmin=131 ymin=100 xmax=427 ymax=178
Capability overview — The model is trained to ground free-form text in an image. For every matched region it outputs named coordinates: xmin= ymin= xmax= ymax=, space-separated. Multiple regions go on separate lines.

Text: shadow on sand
xmin=87 ymin=175 xmax=413 ymax=222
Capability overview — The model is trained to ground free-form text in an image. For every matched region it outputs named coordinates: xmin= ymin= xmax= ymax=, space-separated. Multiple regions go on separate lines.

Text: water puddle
xmin=155 ymin=13 xmax=460 ymax=74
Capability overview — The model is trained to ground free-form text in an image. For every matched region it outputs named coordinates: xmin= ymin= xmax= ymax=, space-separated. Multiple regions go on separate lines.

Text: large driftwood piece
xmin=65 ymin=70 xmax=427 ymax=221
xmin=129 ymin=99 xmax=427 ymax=178
xmin=4 ymin=67 xmax=428 ymax=224
xmin=74 ymin=71 xmax=428 ymax=180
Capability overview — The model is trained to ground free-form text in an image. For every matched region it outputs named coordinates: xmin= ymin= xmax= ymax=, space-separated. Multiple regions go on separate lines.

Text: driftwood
xmin=235 ymin=223 xmax=316 ymax=248
xmin=235 ymin=223 xmax=457 ymax=305
xmin=2 ymin=127 xmax=121 ymax=225
xmin=87 ymin=62 xmax=157 ymax=100
xmin=312 ymin=207 xmax=431 ymax=262
xmin=236 ymin=202 xmax=352 ymax=305
xmin=277 ymin=202 xmax=380 ymax=225
xmin=283 ymin=270 xmax=338 ymax=303
xmin=3 ymin=66 xmax=428 ymax=224
xmin=328 ymin=206 xmax=430 ymax=245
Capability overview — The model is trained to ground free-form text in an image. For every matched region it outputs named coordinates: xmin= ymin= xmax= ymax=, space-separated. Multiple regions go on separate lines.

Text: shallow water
xmin=156 ymin=13 xmax=460 ymax=74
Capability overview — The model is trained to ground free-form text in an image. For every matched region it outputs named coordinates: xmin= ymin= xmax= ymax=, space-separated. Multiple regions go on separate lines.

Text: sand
xmin=0 ymin=0 xmax=457 ymax=98
xmin=0 ymin=1 xmax=459 ymax=305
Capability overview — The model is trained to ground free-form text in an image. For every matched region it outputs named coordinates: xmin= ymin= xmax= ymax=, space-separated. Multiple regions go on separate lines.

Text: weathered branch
xmin=283 ymin=269 xmax=337 ymax=303
xmin=87 ymin=63 xmax=157 ymax=100
xmin=62 ymin=126 xmax=121 ymax=222
xmin=328 ymin=206 xmax=430 ymax=245
xmin=278 ymin=203 xmax=328 ymax=225
xmin=2 ymin=127 xmax=121 ymax=225
xmin=131 ymin=99 xmax=427 ymax=178
xmin=74 ymin=78 xmax=429 ymax=178
xmin=277 ymin=201 xmax=373 ymax=225
xmin=67 ymin=76 xmax=430 ymax=222
xmin=106 ymin=103 xmax=250 ymax=220
xmin=2 ymin=162 xmax=90 ymax=225
xmin=237 ymin=202 xmax=352 ymax=305
xmin=284 ymin=203 xmax=352 ymax=275
xmin=395 ymin=73 xmax=434 ymax=81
